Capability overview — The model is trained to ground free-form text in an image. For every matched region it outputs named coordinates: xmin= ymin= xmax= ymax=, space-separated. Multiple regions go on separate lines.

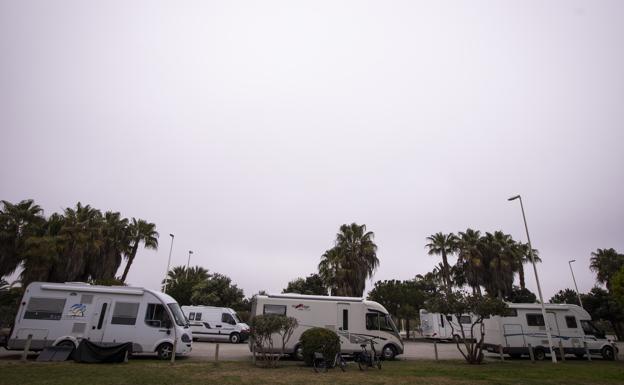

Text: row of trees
xmin=0 ymin=199 xmax=158 ymax=285
xmin=425 ymin=230 xmax=538 ymax=298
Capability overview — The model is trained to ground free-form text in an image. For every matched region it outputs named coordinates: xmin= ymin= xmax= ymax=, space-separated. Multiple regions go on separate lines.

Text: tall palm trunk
xmin=121 ymin=241 xmax=139 ymax=282
xmin=518 ymin=265 xmax=525 ymax=289
xmin=441 ymin=251 xmax=451 ymax=294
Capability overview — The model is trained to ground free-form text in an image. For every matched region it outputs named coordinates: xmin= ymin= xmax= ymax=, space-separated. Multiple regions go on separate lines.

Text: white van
xmin=483 ymin=303 xmax=618 ymax=360
xmin=181 ymin=305 xmax=249 ymax=343
xmin=249 ymin=293 xmax=404 ymax=360
xmin=6 ymin=282 xmax=192 ymax=360
xmin=419 ymin=309 xmax=473 ymax=341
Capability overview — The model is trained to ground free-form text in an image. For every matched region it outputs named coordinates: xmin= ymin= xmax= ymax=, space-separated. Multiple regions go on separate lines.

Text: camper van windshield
xmin=168 ymin=303 xmax=188 ymax=327
xmin=581 ymin=320 xmax=605 ymax=339
xmin=232 ymin=312 xmax=241 ymax=323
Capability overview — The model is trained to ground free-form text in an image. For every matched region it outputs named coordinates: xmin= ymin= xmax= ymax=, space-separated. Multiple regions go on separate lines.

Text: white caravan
xmin=249 ymin=293 xmax=404 ymax=360
xmin=419 ymin=309 xmax=474 ymax=341
xmin=6 ymin=282 xmax=192 ymax=359
xmin=182 ymin=306 xmax=250 ymax=343
xmin=483 ymin=303 xmax=617 ymax=360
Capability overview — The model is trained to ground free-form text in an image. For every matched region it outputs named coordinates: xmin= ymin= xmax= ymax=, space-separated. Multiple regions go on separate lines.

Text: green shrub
xmin=300 ymin=327 xmax=340 ymax=366
xmin=250 ymin=314 xmax=298 ymax=367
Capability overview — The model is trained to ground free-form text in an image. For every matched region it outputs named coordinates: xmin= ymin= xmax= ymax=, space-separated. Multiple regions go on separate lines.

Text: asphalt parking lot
xmin=1 ymin=340 xmax=621 ymax=362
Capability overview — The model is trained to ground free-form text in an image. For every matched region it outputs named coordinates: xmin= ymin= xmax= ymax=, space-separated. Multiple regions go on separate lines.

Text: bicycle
xmin=312 ymin=348 xmax=347 ymax=373
xmin=355 ymin=338 xmax=382 ymax=371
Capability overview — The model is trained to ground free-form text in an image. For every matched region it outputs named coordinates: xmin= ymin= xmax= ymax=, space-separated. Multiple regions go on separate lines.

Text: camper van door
xmin=337 ymin=303 xmax=350 ymax=341
xmin=89 ymin=297 xmax=112 ymax=342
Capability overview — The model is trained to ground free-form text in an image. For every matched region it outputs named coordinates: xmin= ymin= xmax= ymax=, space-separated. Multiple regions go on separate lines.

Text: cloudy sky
xmin=1 ymin=1 xmax=623 ymax=300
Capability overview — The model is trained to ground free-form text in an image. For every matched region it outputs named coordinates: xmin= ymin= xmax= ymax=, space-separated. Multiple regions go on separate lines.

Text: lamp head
xmin=169 ymin=233 xmax=174 ymax=238
xmin=569 ymin=259 xmax=576 ymax=263
xmin=508 ymin=195 xmax=521 ymax=201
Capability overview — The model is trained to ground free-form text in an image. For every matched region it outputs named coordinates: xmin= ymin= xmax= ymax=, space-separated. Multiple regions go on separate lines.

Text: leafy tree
xmin=506 ymin=286 xmax=537 ymax=303
xmin=612 ymin=268 xmax=624 ymax=307
xmin=549 ymin=288 xmax=580 ymax=305
xmin=191 ymin=272 xmax=245 ymax=308
xmin=582 ymin=287 xmax=624 ymax=340
xmin=0 ymin=279 xmax=23 ymax=328
xmin=456 ymin=229 xmax=483 ymax=295
xmin=0 ymin=199 xmax=45 ymax=278
xmin=426 ymin=291 xmax=508 ymax=364
xmin=282 ymin=273 xmax=327 ymax=295
xmin=250 ymin=314 xmax=298 ymax=367
xmin=121 ymin=218 xmax=159 ymax=282
xmin=425 ymin=232 xmax=457 ymax=293
xmin=590 ymin=248 xmax=624 ymax=291
xmin=318 ymin=223 xmax=379 ymax=297
xmin=163 ymin=266 xmax=210 ymax=305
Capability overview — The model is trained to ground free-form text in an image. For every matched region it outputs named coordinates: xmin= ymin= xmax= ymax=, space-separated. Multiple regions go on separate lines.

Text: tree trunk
xmin=518 ymin=265 xmax=526 ymax=289
xmin=442 ymin=251 xmax=451 ymax=294
xmin=121 ymin=241 xmax=139 ymax=283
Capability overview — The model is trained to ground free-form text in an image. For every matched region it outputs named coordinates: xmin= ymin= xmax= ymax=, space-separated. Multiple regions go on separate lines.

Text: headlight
xmin=181 ymin=333 xmax=191 ymax=343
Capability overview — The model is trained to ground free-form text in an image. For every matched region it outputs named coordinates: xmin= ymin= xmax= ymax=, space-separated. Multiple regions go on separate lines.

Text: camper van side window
xmin=24 ymin=297 xmax=66 ymax=320
xmin=145 ymin=303 xmax=171 ymax=328
xmin=263 ymin=305 xmax=287 ymax=315
xmin=366 ymin=313 xmax=380 ymax=330
xmin=565 ymin=316 xmax=577 ymax=328
xmin=526 ymin=313 xmax=545 ymax=326
xmin=195 ymin=313 xmax=202 ymax=321
xmin=188 ymin=312 xmax=195 ymax=321
xmin=222 ymin=313 xmax=236 ymax=325
xmin=111 ymin=302 xmax=140 ymax=325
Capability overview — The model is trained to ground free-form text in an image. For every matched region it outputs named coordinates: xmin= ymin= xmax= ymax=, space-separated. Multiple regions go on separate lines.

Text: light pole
xmin=508 ymin=195 xmax=557 ymax=363
xmin=163 ymin=233 xmax=175 ymax=293
xmin=568 ymin=259 xmax=583 ymax=307
xmin=186 ymin=250 xmax=193 ymax=278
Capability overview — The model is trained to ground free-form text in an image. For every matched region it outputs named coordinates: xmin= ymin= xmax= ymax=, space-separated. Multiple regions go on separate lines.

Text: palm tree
xmin=95 ymin=212 xmax=130 ymax=280
xmin=590 ymin=248 xmax=624 ymax=291
xmin=60 ymin=203 xmax=104 ymax=282
xmin=456 ymin=229 xmax=483 ymax=295
xmin=425 ymin=232 xmax=457 ymax=293
xmin=318 ymin=223 xmax=379 ymax=297
xmin=512 ymin=242 xmax=540 ymax=290
xmin=0 ymin=199 xmax=45 ymax=278
xmin=121 ymin=218 xmax=159 ymax=283
xmin=479 ymin=231 xmax=517 ymax=298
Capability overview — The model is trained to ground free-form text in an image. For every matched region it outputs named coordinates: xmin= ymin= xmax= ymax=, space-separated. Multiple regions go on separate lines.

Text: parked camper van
xmin=181 ymin=306 xmax=249 ymax=343
xmin=483 ymin=303 xmax=617 ymax=360
xmin=6 ymin=282 xmax=192 ymax=360
xmin=419 ymin=309 xmax=474 ymax=341
xmin=250 ymin=293 xmax=404 ymax=360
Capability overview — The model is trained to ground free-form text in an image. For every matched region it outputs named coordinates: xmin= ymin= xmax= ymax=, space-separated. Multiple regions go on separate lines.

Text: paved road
xmin=2 ymin=340 xmax=622 ymax=362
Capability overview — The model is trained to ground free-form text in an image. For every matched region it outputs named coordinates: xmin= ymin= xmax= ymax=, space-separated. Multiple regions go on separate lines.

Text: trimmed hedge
xmin=299 ymin=327 xmax=340 ymax=366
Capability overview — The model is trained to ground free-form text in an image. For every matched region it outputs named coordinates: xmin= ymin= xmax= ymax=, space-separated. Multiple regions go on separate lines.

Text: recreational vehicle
xmin=483 ymin=303 xmax=617 ymax=360
xmin=6 ymin=282 xmax=192 ymax=360
xmin=419 ymin=309 xmax=474 ymax=341
xmin=249 ymin=293 xmax=404 ymax=360
xmin=182 ymin=305 xmax=249 ymax=343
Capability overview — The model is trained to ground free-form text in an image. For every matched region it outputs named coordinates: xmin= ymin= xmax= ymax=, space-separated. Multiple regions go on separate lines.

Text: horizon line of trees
xmin=0 ymin=199 xmax=158 ymax=286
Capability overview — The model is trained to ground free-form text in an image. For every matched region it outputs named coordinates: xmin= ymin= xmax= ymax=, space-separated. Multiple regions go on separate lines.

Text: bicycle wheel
xmin=337 ymin=354 xmax=347 ymax=372
xmin=375 ymin=356 xmax=382 ymax=370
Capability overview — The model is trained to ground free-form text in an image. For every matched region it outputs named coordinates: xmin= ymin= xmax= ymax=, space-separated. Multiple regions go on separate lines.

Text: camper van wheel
xmin=382 ymin=345 xmax=397 ymax=360
xmin=294 ymin=345 xmax=304 ymax=361
xmin=601 ymin=346 xmax=615 ymax=361
xmin=157 ymin=343 xmax=173 ymax=360
xmin=534 ymin=347 xmax=546 ymax=361
xmin=229 ymin=333 xmax=240 ymax=344
xmin=57 ymin=340 xmax=75 ymax=352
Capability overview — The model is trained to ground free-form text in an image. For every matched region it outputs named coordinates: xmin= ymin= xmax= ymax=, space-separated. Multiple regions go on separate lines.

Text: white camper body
xmin=483 ymin=303 xmax=617 ymax=360
xmin=182 ymin=305 xmax=249 ymax=343
xmin=249 ymin=293 xmax=404 ymax=360
xmin=6 ymin=282 xmax=192 ymax=359
xmin=419 ymin=309 xmax=474 ymax=340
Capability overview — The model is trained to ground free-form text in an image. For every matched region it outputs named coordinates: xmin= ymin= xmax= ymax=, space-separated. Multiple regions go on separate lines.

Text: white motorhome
xmin=483 ymin=303 xmax=617 ymax=360
xmin=6 ymin=282 xmax=192 ymax=360
xmin=249 ymin=293 xmax=404 ymax=360
xmin=419 ymin=309 xmax=474 ymax=341
xmin=182 ymin=305 xmax=249 ymax=343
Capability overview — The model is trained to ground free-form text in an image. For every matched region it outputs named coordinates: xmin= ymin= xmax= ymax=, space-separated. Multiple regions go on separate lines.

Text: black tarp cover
xmin=73 ymin=340 xmax=132 ymax=363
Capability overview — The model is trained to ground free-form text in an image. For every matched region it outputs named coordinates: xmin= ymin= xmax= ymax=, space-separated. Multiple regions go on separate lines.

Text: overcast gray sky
xmin=1 ymin=1 xmax=623 ymax=300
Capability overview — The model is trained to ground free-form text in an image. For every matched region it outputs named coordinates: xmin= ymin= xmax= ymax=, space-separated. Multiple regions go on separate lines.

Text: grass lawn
xmin=1 ymin=359 xmax=623 ymax=385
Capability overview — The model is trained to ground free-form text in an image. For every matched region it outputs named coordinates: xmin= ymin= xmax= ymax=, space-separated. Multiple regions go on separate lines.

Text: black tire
xmin=293 ymin=344 xmax=304 ymax=361
xmin=313 ymin=359 xmax=327 ymax=373
xmin=602 ymin=346 xmax=615 ymax=361
xmin=157 ymin=343 xmax=173 ymax=360
xmin=229 ymin=333 xmax=240 ymax=344
xmin=357 ymin=354 xmax=368 ymax=371
xmin=534 ymin=347 xmax=546 ymax=361
xmin=337 ymin=355 xmax=347 ymax=372
xmin=382 ymin=345 xmax=397 ymax=360
xmin=57 ymin=340 xmax=76 ymax=354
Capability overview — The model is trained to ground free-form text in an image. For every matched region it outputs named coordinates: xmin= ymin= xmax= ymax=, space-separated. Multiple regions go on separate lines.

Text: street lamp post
xmin=568 ymin=259 xmax=583 ymax=307
xmin=186 ymin=250 xmax=193 ymax=278
xmin=508 ymin=195 xmax=557 ymax=363
xmin=163 ymin=234 xmax=175 ymax=293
